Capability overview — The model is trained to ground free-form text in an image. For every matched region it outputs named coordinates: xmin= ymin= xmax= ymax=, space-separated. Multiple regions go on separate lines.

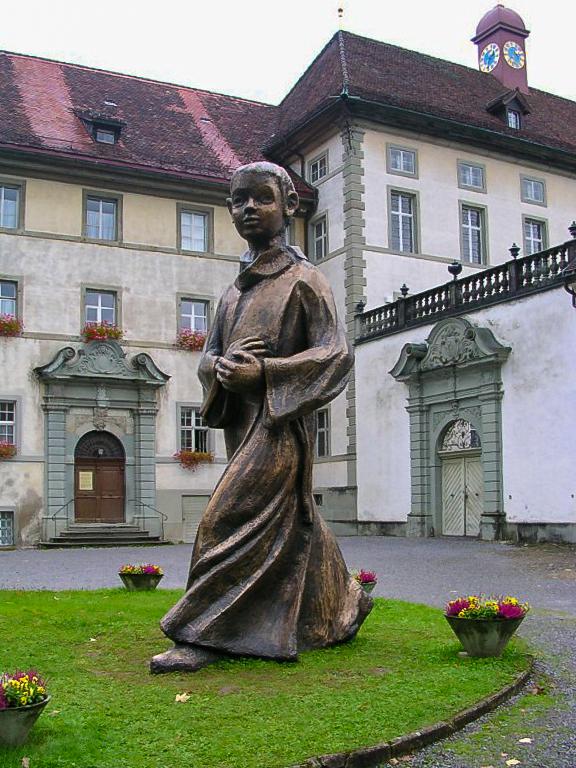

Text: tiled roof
xmin=0 ymin=51 xmax=315 ymax=198
xmin=274 ymin=31 xmax=576 ymax=155
xmin=2 ymin=30 xmax=576 ymax=193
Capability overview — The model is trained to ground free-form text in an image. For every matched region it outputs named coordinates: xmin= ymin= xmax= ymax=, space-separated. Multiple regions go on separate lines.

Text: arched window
xmin=75 ymin=430 xmax=125 ymax=459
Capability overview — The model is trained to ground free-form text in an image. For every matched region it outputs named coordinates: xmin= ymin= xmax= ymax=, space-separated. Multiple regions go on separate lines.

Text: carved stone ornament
xmin=35 ymin=340 xmax=170 ymax=387
xmin=390 ymin=318 xmax=511 ymax=381
xmin=93 ymin=407 xmax=108 ymax=430
xmin=432 ymin=405 xmax=482 ymax=431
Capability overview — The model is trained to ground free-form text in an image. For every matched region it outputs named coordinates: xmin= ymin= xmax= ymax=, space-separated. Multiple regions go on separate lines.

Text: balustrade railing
xmin=357 ymin=239 xmax=574 ymax=343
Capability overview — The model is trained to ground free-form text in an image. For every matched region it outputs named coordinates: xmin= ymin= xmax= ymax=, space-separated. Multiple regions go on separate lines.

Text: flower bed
xmin=0 ymin=314 xmax=23 ymax=337
xmin=173 ymin=449 xmax=214 ymax=471
xmin=0 ymin=441 xmax=16 ymax=460
xmin=82 ymin=322 xmax=123 ymax=341
xmin=176 ymin=329 xmax=207 ymax=351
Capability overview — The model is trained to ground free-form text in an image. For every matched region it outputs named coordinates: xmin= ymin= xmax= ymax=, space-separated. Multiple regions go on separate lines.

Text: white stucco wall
xmin=355 ymin=286 xmax=576 ymax=526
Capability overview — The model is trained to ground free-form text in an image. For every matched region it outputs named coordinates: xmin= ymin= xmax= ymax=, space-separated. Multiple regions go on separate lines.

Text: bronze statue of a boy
xmin=151 ymin=162 xmax=372 ymax=673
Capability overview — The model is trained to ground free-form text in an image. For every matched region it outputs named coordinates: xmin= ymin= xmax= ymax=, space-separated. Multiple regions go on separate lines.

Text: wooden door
xmin=441 ymin=455 xmax=483 ymax=537
xmin=75 ymin=459 xmax=125 ymax=523
xmin=464 ymin=456 xmax=483 ymax=537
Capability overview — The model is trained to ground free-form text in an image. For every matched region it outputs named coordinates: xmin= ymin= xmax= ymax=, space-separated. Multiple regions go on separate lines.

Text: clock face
xmin=480 ymin=43 xmax=500 ymax=73
xmin=503 ymin=41 xmax=526 ymax=69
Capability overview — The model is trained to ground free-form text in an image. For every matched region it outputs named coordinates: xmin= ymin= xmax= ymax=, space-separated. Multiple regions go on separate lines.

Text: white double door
xmin=441 ymin=454 xmax=483 ymax=537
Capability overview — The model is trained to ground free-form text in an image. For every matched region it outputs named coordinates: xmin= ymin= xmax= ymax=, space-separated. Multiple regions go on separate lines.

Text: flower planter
xmin=119 ymin=573 xmax=163 ymax=591
xmin=445 ymin=616 xmax=524 ymax=657
xmin=0 ymin=696 xmax=50 ymax=747
xmin=361 ymin=581 xmax=377 ymax=594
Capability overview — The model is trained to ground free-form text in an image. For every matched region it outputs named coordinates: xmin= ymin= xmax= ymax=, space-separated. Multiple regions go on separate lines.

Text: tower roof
xmin=474 ymin=4 xmax=528 ymax=39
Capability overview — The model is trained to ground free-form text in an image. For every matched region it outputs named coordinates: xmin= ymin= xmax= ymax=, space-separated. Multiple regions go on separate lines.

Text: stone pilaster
xmin=479 ymin=388 xmax=505 ymax=540
xmin=341 ymin=123 xmax=367 ymax=463
xmin=43 ymin=404 xmax=69 ymax=537
xmin=134 ymin=406 xmax=158 ymax=512
xmin=405 ymin=397 xmax=434 ymax=537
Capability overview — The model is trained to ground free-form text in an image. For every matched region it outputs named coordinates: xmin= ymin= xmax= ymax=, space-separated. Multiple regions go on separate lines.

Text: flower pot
xmin=0 ymin=696 xmax=50 ymax=747
xmin=445 ymin=616 xmax=524 ymax=657
xmin=119 ymin=573 xmax=163 ymax=591
xmin=361 ymin=581 xmax=377 ymax=594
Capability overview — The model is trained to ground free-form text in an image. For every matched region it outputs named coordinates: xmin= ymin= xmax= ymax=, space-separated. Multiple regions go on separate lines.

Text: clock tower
xmin=472 ymin=4 xmax=530 ymax=94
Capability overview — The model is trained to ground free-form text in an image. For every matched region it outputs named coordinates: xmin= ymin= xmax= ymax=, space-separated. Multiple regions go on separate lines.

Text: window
xmin=309 ymin=154 xmax=328 ymax=183
xmin=180 ymin=298 xmax=208 ymax=332
xmin=85 ymin=196 xmax=118 ymax=240
xmin=0 ymin=185 xmax=20 ymax=229
xmin=390 ymin=191 xmax=417 ymax=253
xmin=388 ymin=145 xmax=417 ymax=177
xmin=0 ymin=280 xmax=17 ymax=317
xmin=521 ymin=177 xmax=546 ymax=206
xmin=180 ymin=406 xmax=209 ymax=453
xmin=0 ymin=511 xmax=14 ymax=546
xmin=311 ymin=216 xmax=328 ymax=262
xmin=95 ymin=127 xmax=117 ymax=144
xmin=85 ymin=290 xmax=116 ymax=325
xmin=180 ymin=209 xmax=209 ymax=252
xmin=458 ymin=162 xmax=485 ymax=192
xmin=507 ymin=109 xmax=521 ymax=129
xmin=315 ymin=408 xmax=330 ymax=458
xmin=285 ymin=218 xmax=296 ymax=246
xmin=0 ymin=401 xmax=15 ymax=445
xmin=461 ymin=205 xmax=486 ymax=264
xmin=523 ymin=218 xmax=547 ymax=255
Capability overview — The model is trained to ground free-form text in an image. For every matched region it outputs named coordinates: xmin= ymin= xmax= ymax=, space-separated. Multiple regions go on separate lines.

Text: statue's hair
xmin=230 ymin=161 xmax=297 ymax=205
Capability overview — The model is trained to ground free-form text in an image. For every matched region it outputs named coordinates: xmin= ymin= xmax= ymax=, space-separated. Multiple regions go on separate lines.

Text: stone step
xmin=59 ymin=529 xmax=149 ymax=538
xmin=38 ymin=538 xmax=167 ymax=549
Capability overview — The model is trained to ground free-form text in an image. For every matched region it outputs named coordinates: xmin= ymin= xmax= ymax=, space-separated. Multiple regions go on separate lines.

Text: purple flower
xmin=445 ymin=598 xmax=471 ymax=616
xmin=497 ymin=603 xmax=525 ymax=619
xmin=0 ymin=685 xmax=8 ymax=710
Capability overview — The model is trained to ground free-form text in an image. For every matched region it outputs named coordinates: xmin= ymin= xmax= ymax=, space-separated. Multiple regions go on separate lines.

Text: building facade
xmin=1 ymin=5 xmax=575 ymax=547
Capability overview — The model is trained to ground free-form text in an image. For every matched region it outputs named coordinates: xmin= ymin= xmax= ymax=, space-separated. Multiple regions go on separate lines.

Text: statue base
xmin=150 ymin=643 xmax=223 ymax=674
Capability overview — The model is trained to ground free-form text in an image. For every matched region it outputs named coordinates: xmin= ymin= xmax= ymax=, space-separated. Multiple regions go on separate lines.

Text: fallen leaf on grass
xmin=21 ymin=758 xmax=30 ymax=768
xmin=518 ymin=738 xmax=533 ymax=744
xmin=53 ymin=596 xmax=60 ymax=601
xmin=175 ymin=693 xmax=190 ymax=703
xmin=505 ymin=760 xmax=521 ymax=766
xmin=89 ymin=638 xmax=97 ymax=642
xmin=47 ymin=709 xmax=61 ymax=717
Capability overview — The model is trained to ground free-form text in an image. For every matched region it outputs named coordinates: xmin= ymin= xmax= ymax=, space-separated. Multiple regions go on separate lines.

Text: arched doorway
xmin=74 ymin=431 xmax=125 ymax=523
xmin=438 ymin=419 xmax=483 ymax=537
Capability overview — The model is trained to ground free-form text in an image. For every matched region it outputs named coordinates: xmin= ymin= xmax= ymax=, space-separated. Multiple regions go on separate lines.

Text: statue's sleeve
xmin=262 ymin=270 xmax=353 ymax=427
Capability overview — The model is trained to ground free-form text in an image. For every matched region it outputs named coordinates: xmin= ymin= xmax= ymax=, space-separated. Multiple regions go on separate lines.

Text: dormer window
xmin=95 ymin=126 xmax=117 ymax=144
xmin=507 ymin=109 xmax=521 ymax=129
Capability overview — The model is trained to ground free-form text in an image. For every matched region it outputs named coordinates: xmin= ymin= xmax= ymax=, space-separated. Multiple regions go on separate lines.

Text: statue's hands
xmin=224 ymin=336 xmax=269 ymax=361
xmin=215 ymin=351 xmax=264 ymax=393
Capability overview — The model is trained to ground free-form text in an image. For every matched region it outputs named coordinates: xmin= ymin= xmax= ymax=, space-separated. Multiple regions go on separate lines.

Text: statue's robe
xmin=160 ymin=245 xmax=372 ymax=660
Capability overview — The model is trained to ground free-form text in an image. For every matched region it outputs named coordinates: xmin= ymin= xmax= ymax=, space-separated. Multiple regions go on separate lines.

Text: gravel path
xmin=1 ymin=537 xmax=575 ymax=766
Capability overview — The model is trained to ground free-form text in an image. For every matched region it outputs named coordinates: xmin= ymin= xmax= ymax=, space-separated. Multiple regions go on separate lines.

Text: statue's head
xmin=227 ymin=161 xmax=299 ymax=245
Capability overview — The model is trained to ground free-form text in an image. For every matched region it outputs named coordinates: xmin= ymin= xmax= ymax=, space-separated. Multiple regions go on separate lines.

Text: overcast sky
xmin=3 ymin=1 xmax=574 ymax=104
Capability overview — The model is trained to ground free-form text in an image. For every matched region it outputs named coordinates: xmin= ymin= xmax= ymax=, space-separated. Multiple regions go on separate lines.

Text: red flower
xmin=82 ymin=322 xmax=123 ymax=341
xmin=0 ymin=314 xmax=23 ymax=337
xmin=176 ymin=330 xmax=206 ymax=352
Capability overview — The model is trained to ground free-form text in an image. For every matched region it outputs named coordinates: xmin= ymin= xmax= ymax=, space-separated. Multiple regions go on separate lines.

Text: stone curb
xmin=292 ymin=658 xmax=534 ymax=768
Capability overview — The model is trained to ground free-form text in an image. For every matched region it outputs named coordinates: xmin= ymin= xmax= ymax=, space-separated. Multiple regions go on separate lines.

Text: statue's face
xmin=228 ymin=171 xmax=285 ymax=243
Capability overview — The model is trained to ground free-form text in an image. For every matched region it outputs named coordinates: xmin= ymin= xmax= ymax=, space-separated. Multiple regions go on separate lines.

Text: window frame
xmin=315 ymin=407 xmax=331 ymax=459
xmin=177 ymin=203 xmax=214 ymax=254
xmin=177 ymin=295 xmax=211 ymax=334
xmin=309 ymin=212 xmax=329 ymax=263
xmin=81 ymin=284 xmax=122 ymax=330
xmin=177 ymin=403 xmax=212 ymax=454
xmin=0 ymin=275 xmax=22 ymax=323
xmin=0 ymin=509 xmax=15 ymax=547
xmin=0 ymin=397 xmax=20 ymax=452
xmin=82 ymin=190 xmax=122 ymax=243
xmin=507 ymin=109 xmax=521 ymax=129
xmin=308 ymin=151 xmax=329 ymax=184
xmin=522 ymin=215 xmax=548 ymax=255
xmin=457 ymin=160 xmax=487 ymax=193
xmin=520 ymin=175 xmax=547 ymax=207
xmin=459 ymin=201 xmax=489 ymax=265
xmin=387 ymin=186 xmax=420 ymax=254
xmin=0 ymin=179 xmax=25 ymax=232
xmin=386 ymin=143 xmax=418 ymax=179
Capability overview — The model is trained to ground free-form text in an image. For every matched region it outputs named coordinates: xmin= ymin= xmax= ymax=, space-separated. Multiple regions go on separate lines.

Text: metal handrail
xmin=42 ymin=498 xmax=74 ymax=540
xmin=127 ymin=499 xmax=167 ymax=540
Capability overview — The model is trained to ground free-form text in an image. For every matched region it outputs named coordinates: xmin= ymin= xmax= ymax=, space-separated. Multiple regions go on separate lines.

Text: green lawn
xmin=0 ymin=591 xmax=530 ymax=768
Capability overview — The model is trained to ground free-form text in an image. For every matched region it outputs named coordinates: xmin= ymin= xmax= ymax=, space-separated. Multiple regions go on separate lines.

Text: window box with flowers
xmin=0 ymin=442 xmax=16 ymax=460
xmin=0 ymin=670 xmax=50 ymax=747
xmin=176 ymin=329 xmax=207 ymax=352
xmin=173 ymin=449 xmax=214 ymax=471
xmin=82 ymin=322 xmax=123 ymax=342
xmin=0 ymin=314 xmax=23 ymax=337
xmin=445 ymin=595 xmax=529 ymax=657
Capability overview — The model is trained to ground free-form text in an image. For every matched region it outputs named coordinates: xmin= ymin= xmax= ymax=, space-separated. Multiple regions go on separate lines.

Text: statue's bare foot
xmin=150 ymin=643 xmax=223 ymax=674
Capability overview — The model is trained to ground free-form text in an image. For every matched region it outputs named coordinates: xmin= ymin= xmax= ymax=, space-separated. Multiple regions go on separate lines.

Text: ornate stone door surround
xmin=35 ymin=341 xmax=169 ymax=535
xmin=390 ymin=317 xmax=510 ymax=541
